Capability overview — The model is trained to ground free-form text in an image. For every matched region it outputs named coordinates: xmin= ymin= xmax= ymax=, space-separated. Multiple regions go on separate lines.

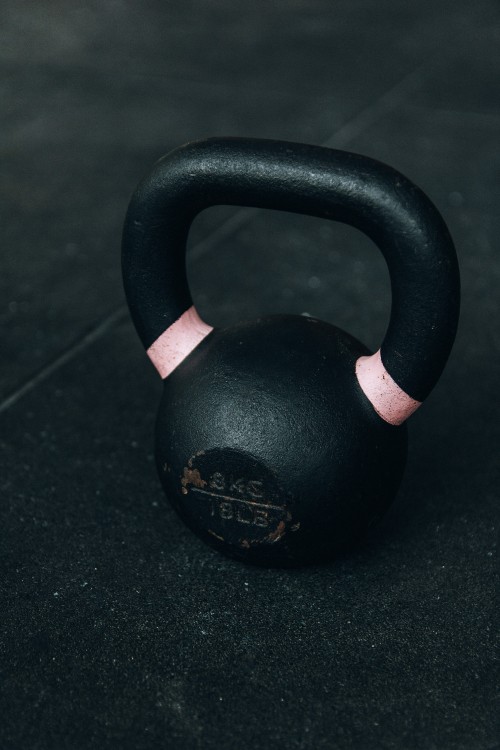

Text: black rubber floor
xmin=1 ymin=3 xmax=498 ymax=749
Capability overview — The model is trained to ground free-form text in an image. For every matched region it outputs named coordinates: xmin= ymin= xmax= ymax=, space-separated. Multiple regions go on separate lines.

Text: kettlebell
xmin=122 ymin=137 xmax=460 ymax=566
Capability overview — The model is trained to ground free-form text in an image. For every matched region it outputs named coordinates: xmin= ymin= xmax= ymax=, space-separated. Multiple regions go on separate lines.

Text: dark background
xmin=1 ymin=2 xmax=498 ymax=749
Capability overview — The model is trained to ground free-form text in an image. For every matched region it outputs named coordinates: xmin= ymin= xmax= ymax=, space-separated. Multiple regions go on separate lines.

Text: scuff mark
xmin=208 ymin=529 xmax=224 ymax=542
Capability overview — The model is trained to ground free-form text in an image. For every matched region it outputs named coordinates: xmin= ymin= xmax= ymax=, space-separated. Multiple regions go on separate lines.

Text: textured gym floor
xmin=1 ymin=2 xmax=498 ymax=749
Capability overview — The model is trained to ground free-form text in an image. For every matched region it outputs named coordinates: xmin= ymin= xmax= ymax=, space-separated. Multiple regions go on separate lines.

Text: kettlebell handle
xmin=122 ymin=137 xmax=459 ymax=423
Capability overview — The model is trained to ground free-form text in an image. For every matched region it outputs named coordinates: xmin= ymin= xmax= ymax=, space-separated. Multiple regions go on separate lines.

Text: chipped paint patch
xmin=266 ymin=520 xmax=286 ymax=543
xmin=181 ymin=467 xmax=207 ymax=495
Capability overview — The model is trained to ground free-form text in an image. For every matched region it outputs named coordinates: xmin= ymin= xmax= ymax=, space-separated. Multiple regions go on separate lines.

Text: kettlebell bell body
xmin=122 ymin=138 xmax=460 ymax=566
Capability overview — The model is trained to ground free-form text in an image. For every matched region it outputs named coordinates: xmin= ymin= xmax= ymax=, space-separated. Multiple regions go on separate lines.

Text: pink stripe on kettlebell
xmin=147 ymin=306 xmax=213 ymax=378
xmin=356 ymin=350 xmax=421 ymax=426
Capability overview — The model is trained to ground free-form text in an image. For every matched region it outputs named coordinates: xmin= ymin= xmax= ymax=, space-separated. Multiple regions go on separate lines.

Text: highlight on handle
xmin=122 ymin=137 xmax=460 ymax=421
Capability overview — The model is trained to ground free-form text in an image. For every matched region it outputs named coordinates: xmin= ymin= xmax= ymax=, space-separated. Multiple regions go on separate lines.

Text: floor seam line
xmin=0 ymin=308 xmax=128 ymax=415
xmin=321 ymin=63 xmax=426 ymax=148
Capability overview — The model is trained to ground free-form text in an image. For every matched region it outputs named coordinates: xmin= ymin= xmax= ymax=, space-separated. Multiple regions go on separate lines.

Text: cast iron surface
xmin=123 ymin=137 xmax=460 ymax=401
xmin=156 ymin=315 xmax=407 ymax=565
xmin=122 ymin=137 xmax=459 ymax=565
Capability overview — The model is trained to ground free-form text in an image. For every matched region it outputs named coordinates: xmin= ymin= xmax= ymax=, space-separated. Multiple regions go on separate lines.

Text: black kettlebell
xmin=122 ymin=137 xmax=460 ymax=566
